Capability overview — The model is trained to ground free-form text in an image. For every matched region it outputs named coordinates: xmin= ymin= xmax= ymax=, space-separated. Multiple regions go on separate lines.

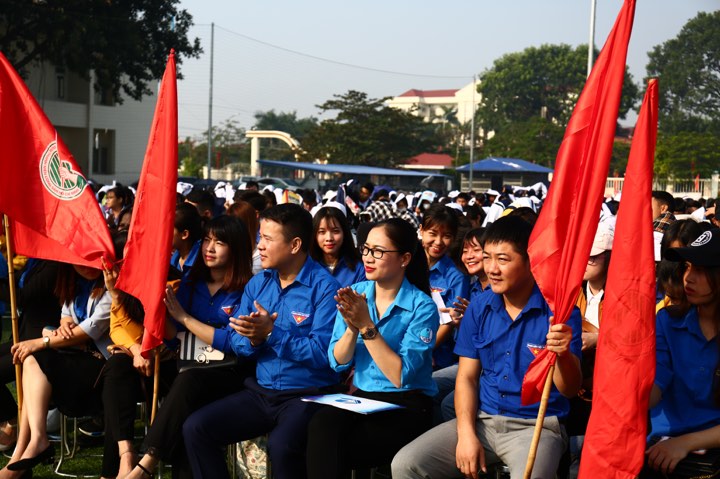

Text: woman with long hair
xmin=125 ymin=215 xmax=254 ymax=479
xmin=226 ymin=200 xmax=262 ymax=274
xmin=310 ymin=206 xmax=365 ymax=287
xmin=642 ymin=229 xmax=720 ymax=477
xmin=306 ymin=218 xmax=439 ymax=478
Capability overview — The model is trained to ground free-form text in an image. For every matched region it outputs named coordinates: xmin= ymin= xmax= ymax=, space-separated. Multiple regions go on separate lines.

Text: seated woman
xmin=643 ymin=229 xmax=720 ymax=477
xmin=126 ymin=215 xmax=253 ymax=479
xmin=310 ymin=205 xmax=365 ymax=288
xmin=0 ymin=260 xmax=112 ymax=478
xmin=306 ymin=218 xmax=439 ymax=478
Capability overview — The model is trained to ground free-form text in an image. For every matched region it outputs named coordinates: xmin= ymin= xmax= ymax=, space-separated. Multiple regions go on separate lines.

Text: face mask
xmin=397 ymin=207 xmax=407 ymax=213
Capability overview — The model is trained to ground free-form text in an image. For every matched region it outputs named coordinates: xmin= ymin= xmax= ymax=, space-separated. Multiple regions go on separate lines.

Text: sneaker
xmin=78 ymin=416 xmax=105 ymax=437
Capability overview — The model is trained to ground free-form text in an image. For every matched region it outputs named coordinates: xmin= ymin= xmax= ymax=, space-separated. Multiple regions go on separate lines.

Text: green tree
xmin=654 ymin=131 xmax=720 ymax=178
xmin=477 ymin=44 xmax=639 ymax=136
xmin=646 ymin=11 xmax=720 ymax=134
xmin=480 ymin=117 xmax=565 ymax=166
xmin=252 ymin=110 xmax=318 ymax=160
xmin=0 ymin=0 xmax=201 ymax=101
xmin=300 ymin=90 xmax=441 ymax=167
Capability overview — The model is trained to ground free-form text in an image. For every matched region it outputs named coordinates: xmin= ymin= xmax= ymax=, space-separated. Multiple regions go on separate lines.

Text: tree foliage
xmin=179 ymin=120 xmax=249 ymax=177
xmin=480 ymin=117 xmax=565 ymax=167
xmin=477 ymin=44 xmax=639 ymax=136
xmin=252 ymin=110 xmax=318 ymax=160
xmin=654 ymin=131 xmax=720 ymax=178
xmin=300 ymin=90 xmax=441 ymax=167
xmin=646 ymin=11 xmax=720 ymax=134
xmin=0 ymin=0 xmax=201 ymax=101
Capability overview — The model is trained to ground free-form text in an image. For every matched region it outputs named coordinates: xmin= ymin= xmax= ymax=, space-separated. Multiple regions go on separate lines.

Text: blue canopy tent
xmin=456 ymin=157 xmax=553 ymax=191
xmin=257 ymin=159 xmax=452 ymax=193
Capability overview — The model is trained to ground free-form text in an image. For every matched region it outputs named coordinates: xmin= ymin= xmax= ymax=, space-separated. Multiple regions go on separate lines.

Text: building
xmin=386 ymin=79 xmax=481 ymax=125
xmin=24 ymin=62 xmax=156 ymax=184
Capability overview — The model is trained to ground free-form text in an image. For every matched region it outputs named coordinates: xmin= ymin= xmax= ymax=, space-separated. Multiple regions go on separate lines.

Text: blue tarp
xmin=257 ymin=159 xmax=450 ymax=178
xmin=456 ymin=157 xmax=553 ymax=174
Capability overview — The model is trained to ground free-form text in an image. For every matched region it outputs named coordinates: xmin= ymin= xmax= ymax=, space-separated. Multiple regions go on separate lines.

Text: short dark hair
xmin=174 ymin=203 xmax=203 ymax=243
xmin=260 ymin=203 xmax=313 ymax=253
xmin=236 ymin=191 xmax=269 ymax=213
xmin=652 ymin=191 xmax=674 ymax=210
xmin=361 ymin=182 xmax=375 ymax=192
xmin=422 ymin=204 xmax=459 ymax=237
xmin=186 ymin=189 xmax=216 ymax=216
xmin=482 ymin=216 xmax=533 ymax=260
xmin=373 ymin=189 xmax=390 ymax=201
xmin=456 ymin=192 xmax=471 ymax=202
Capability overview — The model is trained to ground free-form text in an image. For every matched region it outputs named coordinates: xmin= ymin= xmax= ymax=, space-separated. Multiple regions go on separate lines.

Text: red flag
xmin=0 ymin=53 xmax=114 ymax=268
xmin=521 ymin=0 xmax=637 ymax=405
xmin=578 ymin=80 xmax=658 ymax=479
xmin=115 ymin=51 xmax=178 ymax=356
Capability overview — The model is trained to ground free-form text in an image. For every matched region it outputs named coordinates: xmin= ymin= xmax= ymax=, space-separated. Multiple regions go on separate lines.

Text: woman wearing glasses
xmin=306 ymin=218 xmax=439 ymax=478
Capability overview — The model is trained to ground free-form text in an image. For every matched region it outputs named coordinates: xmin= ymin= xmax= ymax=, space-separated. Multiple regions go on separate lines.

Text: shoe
xmin=6 ymin=444 xmax=55 ymax=471
xmin=77 ymin=416 xmax=104 ymax=437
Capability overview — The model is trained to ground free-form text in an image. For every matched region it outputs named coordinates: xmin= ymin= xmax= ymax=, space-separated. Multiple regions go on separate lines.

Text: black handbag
xmin=669 ymin=449 xmax=720 ymax=479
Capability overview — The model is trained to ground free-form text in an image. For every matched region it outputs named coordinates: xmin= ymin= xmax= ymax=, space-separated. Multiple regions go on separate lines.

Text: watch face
xmin=362 ymin=327 xmax=377 ymax=339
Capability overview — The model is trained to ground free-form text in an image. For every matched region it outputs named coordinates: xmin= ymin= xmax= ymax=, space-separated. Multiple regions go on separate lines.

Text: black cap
xmin=665 ymin=228 xmax=720 ymax=267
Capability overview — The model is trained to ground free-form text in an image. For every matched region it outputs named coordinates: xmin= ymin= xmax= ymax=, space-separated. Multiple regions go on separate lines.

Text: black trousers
xmin=100 ymin=353 xmax=178 ymax=477
xmin=0 ymin=341 xmax=17 ymax=422
xmin=142 ymin=361 xmax=252 ymax=479
xmin=306 ymin=389 xmax=434 ymax=479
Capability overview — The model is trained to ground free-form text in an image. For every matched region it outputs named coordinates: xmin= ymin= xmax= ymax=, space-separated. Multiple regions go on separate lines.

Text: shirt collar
xmin=430 ymin=254 xmax=451 ymax=273
xmin=364 ymin=277 xmax=415 ymax=317
xmin=264 ymin=255 xmax=316 ymax=288
xmin=488 ymin=283 xmax=544 ymax=316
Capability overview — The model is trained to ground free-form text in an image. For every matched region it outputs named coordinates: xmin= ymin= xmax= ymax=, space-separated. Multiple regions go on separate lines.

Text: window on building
xmin=92 ymin=129 xmax=115 ymax=174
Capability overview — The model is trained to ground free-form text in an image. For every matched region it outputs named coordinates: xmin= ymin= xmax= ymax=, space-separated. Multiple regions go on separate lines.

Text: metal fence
xmin=605 ymin=174 xmax=720 ymax=199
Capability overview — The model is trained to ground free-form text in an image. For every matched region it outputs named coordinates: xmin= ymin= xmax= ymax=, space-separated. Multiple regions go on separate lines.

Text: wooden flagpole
xmin=523 ymin=364 xmax=555 ymax=479
xmin=151 ymin=347 xmax=160 ymax=424
xmin=2 ymin=215 xmax=23 ymax=420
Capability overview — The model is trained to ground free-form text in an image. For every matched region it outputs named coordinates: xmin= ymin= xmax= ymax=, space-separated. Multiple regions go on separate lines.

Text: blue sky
xmin=176 ymin=0 xmax=717 ymax=138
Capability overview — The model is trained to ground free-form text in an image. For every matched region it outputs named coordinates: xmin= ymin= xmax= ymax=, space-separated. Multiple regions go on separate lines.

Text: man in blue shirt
xmin=393 ymin=216 xmax=582 ymax=479
xmin=182 ymin=203 xmax=341 ymax=479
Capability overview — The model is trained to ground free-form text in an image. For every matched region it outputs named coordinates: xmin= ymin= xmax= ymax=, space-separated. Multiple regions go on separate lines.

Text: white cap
xmin=486 ymin=189 xmax=500 ymax=196
xmin=590 ymin=220 xmax=615 ymax=256
xmin=447 ymin=190 xmax=460 ymax=199
xmin=323 ymin=190 xmax=337 ymax=201
xmin=445 ymin=202 xmax=464 ymax=214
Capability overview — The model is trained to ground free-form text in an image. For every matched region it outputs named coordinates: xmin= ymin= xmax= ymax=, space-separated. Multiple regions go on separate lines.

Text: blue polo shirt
xmin=455 ymin=284 xmax=582 ymax=419
xmin=430 ymin=254 xmax=471 ymax=368
xmin=214 ymin=256 xmax=341 ymax=391
xmin=469 ymin=279 xmax=491 ymax=302
xmin=326 ymin=257 xmax=366 ymax=288
xmin=170 ymin=240 xmax=201 ymax=279
xmin=651 ymin=307 xmax=720 ymax=437
xmin=174 ymin=279 xmax=244 ymax=354
xmin=328 ymin=279 xmax=439 ymax=397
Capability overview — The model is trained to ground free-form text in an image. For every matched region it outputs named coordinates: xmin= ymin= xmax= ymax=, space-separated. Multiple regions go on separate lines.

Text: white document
xmin=301 ymin=394 xmax=403 ymax=414
xmin=653 ymin=231 xmax=664 ymax=262
xmin=431 ymin=291 xmax=453 ymax=325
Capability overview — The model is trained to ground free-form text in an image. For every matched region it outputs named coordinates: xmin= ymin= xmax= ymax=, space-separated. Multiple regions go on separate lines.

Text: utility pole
xmin=468 ymin=74 xmax=476 ymax=191
xmin=587 ymin=0 xmax=597 ymax=77
xmin=207 ymin=22 xmax=214 ymax=179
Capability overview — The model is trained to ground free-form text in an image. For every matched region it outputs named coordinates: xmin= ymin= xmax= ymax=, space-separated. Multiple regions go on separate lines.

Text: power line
xmin=213 ymin=24 xmax=471 ymax=80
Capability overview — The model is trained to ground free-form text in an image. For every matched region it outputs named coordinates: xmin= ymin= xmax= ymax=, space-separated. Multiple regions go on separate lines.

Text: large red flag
xmin=0 ymin=53 xmax=114 ymax=268
xmin=115 ymin=51 xmax=177 ymax=356
xmin=578 ymin=79 xmax=658 ymax=479
xmin=521 ymin=0 xmax=637 ymax=405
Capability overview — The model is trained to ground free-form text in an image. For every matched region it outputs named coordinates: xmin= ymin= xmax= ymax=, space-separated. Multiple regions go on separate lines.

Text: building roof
xmin=406 ymin=153 xmax=454 ymax=168
xmin=257 ymin=159 xmax=450 ymax=178
xmin=398 ymin=88 xmax=459 ymax=98
xmin=456 ymin=157 xmax=553 ymax=173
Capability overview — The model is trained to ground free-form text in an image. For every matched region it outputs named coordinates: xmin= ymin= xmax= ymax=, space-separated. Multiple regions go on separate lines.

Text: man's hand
xmin=646 ymin=436 xmax=692 ymax=475
xmin=456 ymin=433 xmax=486 ymax=479
xmin=546 ymin=323 xmax=573 ymax=357
xmin=581 ymin=331 xmax=598 ymax=351
xmin=229 ymin=301 xmax=277 ymax=346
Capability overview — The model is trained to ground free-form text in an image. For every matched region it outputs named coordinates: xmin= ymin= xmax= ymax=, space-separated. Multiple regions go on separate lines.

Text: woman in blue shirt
xmin=643 ymin=230 xmax=720 ymax=477
xmin=126 ymin=215 xmax=254 ymax=479
xmin=306 ymin=218 xmax=439 ymax=478
xmin=420 ymin=204 xmax=470 ymax=369
xmin=310 ymin=205 xmax=365 ymax=287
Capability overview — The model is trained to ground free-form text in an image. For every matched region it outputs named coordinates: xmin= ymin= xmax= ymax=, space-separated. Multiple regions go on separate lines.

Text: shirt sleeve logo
xmin=291 ymin=311 xmax=310 ymax=324
xmin=419 ymin=327 xmax=433 ymax=344
xmin=221 ymin=306 xmax=234 ymax=315
xmin=527 ymin=343 xmax=545 ymax=357
xmin=430 ymin=286 xmax=446 ymax=294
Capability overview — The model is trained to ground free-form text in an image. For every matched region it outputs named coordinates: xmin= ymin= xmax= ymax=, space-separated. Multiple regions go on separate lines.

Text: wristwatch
xmin=42 ymin=336 xmax=50 ymax=349
xmin=360 ymin=326 xmax=378 ymax=340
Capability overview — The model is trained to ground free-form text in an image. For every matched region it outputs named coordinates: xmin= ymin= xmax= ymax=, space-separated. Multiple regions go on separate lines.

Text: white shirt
xmin=584 ymin=283 xmax=604 ymax=329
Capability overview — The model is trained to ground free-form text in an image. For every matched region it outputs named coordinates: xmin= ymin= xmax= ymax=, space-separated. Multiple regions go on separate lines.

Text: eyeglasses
xmin=360 ymin=245 xmax=401 ymax=260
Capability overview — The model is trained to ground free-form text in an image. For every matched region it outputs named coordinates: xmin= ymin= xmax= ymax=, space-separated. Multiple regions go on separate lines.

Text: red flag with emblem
xmin=578 ymin=79 xmax=658 ymax=479
xmin=115 ymin=51 xmax=178 ymax=356
xmin=0 ymin=53 xmax=114 ymax=268
xmin=521 ymin=0 xmax=637 ymax=405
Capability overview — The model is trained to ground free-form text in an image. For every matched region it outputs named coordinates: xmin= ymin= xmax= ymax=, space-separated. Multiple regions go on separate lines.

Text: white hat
xmin=590 ymin=220 xmax=615 ymax=256
xmin=393 ymin=193 xmax=406 ymax=206
xmin=447 ymin=190 xmax=460 ymax=199
xmin=445 ymin=202 xmax=464 ymax=214
xmin=486 ymin=189 xmax=500 ymax=197
xmin=323 ymin=190 xmax=337 ymax=201
xmin=323 ymin=201 xmax=347 ymax=216
xmin=176 ymin=182 xmax=194 ymax=197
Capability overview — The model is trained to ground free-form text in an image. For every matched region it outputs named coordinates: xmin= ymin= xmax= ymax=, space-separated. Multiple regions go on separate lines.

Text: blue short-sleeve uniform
xmin=328 ymin=279 xmax=439 ymax=396
xmin=651 ymin=307 xmax=720 ymax=437
xmin=170 ymin=240 xmax=201 ymax=279
xmin=213 ymin=256 xmax=341 ymax=391
xmin=174 ymin=278 xmax=244 ymax=354
xmin=430 ymin=255 xmax=471 ymax=368
xmin=326 ymin=257 xmax=366 ymax=288
xmin=468 ymin=279 xmax=491 ymax=302
xmin=455 ymin=284 xmax=582 ymax=419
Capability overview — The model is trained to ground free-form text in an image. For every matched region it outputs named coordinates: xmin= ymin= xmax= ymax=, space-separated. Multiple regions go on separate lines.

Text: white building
xmin=24 ymin=62 xmax=156 ymax=184
xmin=386 ymin=79 xmax=481 ymax=125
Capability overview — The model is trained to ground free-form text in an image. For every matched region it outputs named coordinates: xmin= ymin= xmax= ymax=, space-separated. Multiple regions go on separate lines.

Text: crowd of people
xmin=0 ymin=177 xmax=717 ymax=479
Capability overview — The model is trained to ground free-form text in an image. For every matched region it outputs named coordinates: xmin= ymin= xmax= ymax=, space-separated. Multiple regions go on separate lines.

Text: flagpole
xmin=2 ymin=215 xmax=23 ymax=420
xmin=523 ymin=364 xmax=555 ymax=479
xmin=151 ymin=347 xmax=160 ymax=424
